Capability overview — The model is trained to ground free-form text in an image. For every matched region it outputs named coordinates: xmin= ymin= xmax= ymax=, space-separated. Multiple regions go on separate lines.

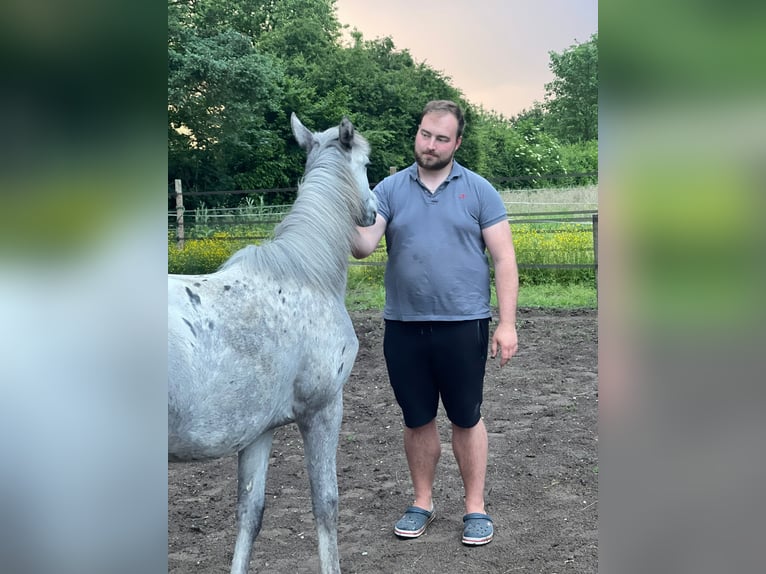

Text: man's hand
xmin=490 ymin=322 xmax=518 ymax=367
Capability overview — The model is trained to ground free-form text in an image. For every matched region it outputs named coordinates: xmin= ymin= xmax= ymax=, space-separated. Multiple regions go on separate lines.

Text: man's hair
xmin=420 ymin=100 xmax=465 ymax=139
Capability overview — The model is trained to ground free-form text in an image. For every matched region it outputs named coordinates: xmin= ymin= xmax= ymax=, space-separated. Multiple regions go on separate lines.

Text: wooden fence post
xmin=175 ymin=179 xmax=185 ymax=249
xmin=592 ymin=213 xmax=598 ymax=296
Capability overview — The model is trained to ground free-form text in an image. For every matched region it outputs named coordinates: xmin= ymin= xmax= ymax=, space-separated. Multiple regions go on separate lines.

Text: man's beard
xmin=415 ymin=149 xmax=453 ymax=171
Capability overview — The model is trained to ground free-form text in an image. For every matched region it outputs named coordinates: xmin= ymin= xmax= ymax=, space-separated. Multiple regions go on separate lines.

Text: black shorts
xmin=383 ymin=318 xmax=490 ymax=429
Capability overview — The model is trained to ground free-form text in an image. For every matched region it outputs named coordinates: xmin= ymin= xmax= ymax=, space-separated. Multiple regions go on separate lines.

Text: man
xmin=352 ymin=100 xmax=519 ymax=546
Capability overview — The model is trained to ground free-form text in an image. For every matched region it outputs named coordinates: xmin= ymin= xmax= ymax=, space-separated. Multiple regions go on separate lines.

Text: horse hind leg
xmin=296 ymin=391 xmax=343 ymax=574
xmin=230 ymin=430 xmax=274 ymax=574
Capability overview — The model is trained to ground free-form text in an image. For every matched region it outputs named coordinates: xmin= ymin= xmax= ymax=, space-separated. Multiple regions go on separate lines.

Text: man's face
xmin=414 ymin=111 xmax=462 ymax=171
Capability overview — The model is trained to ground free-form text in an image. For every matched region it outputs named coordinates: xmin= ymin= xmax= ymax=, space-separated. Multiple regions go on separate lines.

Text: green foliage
xmin=512 ymin=223 xmax=596 ymax=284
xmin=544 ymin=33 xmax=598 ymax=143
xmin=312 ymin=34 xmax=465 ymax=184
xmin=557 ymin=140 xmax=599 ymax=185
xmin=168 ymin=0 xmax=597 ymax=196
xmin=168 ymin=233 xmax=242 ymax=274
xmin=346 ymin=264 xmax=386 ymax=310
xmin=511 ymin=102 xmax=546 ymax=134
xmin=168 ymin=15 xmax=288 ymax=202
xmin=473 ymin=111 xmax=566 ymax=188
xmin=510 ymin=34 xmax=598 ymax=150
xmin=516 ymin=282 xmax=596 ymax=309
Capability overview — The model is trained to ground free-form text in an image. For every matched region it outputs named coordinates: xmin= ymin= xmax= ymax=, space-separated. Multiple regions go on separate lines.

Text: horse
xmin=168 ymin=113 xmax=377 ymax=574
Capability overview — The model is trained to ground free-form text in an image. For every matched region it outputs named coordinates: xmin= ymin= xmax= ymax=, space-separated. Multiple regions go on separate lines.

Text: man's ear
xmin=455 ymin=136 xmax=462 ymax=151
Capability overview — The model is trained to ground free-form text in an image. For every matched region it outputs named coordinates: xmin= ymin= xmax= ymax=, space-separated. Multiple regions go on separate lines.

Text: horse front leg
xmin=230 ymin=430 xmax=274 ymax=574
xmin=297 ymin=391 xmax=343 ymax=574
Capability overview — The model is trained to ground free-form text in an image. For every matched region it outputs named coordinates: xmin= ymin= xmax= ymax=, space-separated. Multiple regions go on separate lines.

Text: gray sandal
xmin=394 ymin=506 xmax=435 ymax=538
xmin=462 ymin=512 xmax=494 ymax=545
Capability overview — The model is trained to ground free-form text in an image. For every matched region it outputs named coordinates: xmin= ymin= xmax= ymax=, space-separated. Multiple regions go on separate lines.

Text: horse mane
xmin=220 ymin=134 xmax=368 ymax=294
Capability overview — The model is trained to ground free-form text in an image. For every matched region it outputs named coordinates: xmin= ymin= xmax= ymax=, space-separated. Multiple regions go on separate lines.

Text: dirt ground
xmin=168 ymin=308 xmax=598 ymax=573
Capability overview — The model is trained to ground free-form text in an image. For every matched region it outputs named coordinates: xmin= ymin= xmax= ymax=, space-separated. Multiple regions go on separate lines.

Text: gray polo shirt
xmin=374 ymin=161 xmax=507 ymax=321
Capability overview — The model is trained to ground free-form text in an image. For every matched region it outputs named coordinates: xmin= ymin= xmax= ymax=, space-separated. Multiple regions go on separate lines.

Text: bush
xmin=168 ymin=232 xmax=244 ymax=274
xmin=558 ymin=140 xmax=598 ymax=185
xmin=511 ymin=223 xmax=595 ymax=285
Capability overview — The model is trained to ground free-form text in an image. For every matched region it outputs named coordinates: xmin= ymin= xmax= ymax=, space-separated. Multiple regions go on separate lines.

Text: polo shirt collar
xmin=406 ymin=160 xmax=464 ymax=182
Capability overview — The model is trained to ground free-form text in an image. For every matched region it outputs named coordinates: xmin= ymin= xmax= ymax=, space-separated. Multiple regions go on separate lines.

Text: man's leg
xmin=452 ymin=418 xmax=488 ymax=514
xmin=404 ymin=419 xmax=441 ymax=511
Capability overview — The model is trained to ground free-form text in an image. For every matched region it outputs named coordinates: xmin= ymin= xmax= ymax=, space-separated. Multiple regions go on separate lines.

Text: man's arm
xmin=351 ymin=214 xmax=387 ymax=259
xmin=483 ymin=220 xmax=519 ymax=366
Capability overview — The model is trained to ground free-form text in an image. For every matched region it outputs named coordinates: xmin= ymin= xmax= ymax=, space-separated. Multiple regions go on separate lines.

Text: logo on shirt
xmin=458 ymin=193 xmax=466 ymax=200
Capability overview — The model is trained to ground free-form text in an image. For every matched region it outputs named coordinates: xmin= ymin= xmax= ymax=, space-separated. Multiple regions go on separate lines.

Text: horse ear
xmin=291 ymin=112 xmax=315 ymax=151
xmin=339 ymin=117 xmax=354 ymax=150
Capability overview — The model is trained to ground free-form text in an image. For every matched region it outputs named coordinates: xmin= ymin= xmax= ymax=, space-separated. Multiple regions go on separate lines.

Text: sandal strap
xmin=463 ymin=512 xmax=493 ymax=523
xmin=404 ymin=505 xmax=433 ymax=517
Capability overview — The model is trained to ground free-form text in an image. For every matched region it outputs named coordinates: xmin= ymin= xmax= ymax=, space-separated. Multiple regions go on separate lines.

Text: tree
xmin=543 ymin=33 xmax=598 ymax=143
xmin=168 ymin=1 xmax=287 ymax=199
xmin=167 ymin=0 xmax=595 ymax=195
xmin=511 ymin=102 xmax=546 ymax=134
xmin=316 ymin=33 xmax=465 ymax=183
xmin=168 ymin=0 xmax=354 ymax=196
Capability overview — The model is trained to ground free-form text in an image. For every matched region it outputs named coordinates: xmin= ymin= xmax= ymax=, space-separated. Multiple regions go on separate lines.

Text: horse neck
xmin=271 ymin=177 xmax=354 ymax=295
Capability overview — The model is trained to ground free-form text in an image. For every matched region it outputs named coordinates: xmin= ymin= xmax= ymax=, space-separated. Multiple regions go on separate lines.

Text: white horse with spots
xmin=168 ymin=114 xmax=376 ymax=574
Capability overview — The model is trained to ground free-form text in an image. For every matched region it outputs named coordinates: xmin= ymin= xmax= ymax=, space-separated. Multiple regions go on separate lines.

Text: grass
xmin=346 ymin=265 xmax=597 ymax=311
xmin=346 ymin=280 xmax=596 ymax=311
xmin=514 ymin=282 xmax=597 ymax=309
xmin=346 ymin=265 xmax=386 ymax=311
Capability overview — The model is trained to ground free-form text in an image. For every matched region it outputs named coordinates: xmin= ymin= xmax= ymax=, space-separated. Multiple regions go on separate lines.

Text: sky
xmin=334 ymin=0 xmax=598 ymax=118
